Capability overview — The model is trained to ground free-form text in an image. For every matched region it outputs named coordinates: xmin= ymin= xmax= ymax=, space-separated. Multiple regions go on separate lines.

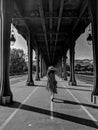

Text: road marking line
xmin=61 ymin=82 xmax=97 ymax=122
xmin=50 ymin=94 xmax=54 ymax=120
xmin=28 ymin=124 xmax=32 ymax=127
xmin=0 ymin=87 xmax=38 ymax=130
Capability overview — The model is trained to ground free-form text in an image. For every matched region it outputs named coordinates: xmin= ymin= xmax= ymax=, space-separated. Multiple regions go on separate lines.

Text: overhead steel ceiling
xmin=13 ymin=0 xmax=90 ymax=65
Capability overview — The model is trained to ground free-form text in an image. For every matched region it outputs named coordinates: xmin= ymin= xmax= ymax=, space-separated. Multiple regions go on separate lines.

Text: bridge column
xmin=42 ymin=58 xmax=47 ymax=77
xmin=60 ymin=57 xmax=63 ymax=78
xmin=57 ymin=57 xmax=62 ymax=77
xmin=40 ymin=54 xmax=42 ymax=78
xmin=62 ymin=54 xmax=67 ymax=80
xmin=35 ymin=45 xmax=40 ymax=80
xmin=27 ymin=34 xmax=34 ymax=86
xmin=0 ymin=0 xmax=13 ymax=104
xmin=41 ymin=57 xmax=44 ymax=77
xmin=89 ymin=0 xmax=98 ymax=95
xmin=69 ymin=43 xmax=77 ymax=86
xmin=56 ymin=61 xmax=59 ymax=76
xmin=55 ymin=61 xmax=59 ymax=76
xmin=58 ymin=58 xmax=62 ymax=77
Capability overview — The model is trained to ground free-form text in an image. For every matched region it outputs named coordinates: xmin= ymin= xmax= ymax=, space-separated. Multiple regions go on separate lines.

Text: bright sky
xmin=75 ymin=25 xmax=93 ymax=60
xmin=11 ymin=24 xmax=93 ymax=60
xmin=11 ymin=26 xmax=27 ymax=52
xmin=11 ymin=26 xmax=35 ymax=59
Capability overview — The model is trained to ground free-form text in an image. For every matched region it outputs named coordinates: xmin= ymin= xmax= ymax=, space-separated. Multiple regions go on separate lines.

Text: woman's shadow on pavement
xmin=4 ymin=100 xmax=98 ymax=129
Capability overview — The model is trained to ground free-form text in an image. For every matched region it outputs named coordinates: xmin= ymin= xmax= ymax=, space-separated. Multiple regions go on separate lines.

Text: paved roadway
xmin=0 ymin=75 xmax=98 ymax=130
xmin=76 ymin=74 xmax=94 ymax=84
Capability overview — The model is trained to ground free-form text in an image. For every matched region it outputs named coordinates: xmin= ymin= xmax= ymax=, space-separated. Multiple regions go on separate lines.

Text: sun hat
xmin=48 ymin=66 xmax=56 ymax=71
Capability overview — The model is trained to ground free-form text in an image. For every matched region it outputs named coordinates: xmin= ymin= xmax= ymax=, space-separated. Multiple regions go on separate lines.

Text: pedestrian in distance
xmin=46 ymin=66 xmax=58 ymax=101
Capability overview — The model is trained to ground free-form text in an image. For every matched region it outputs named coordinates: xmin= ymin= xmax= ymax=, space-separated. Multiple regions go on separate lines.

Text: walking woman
xmin=46 ymin=66 xmax=57 ymax=101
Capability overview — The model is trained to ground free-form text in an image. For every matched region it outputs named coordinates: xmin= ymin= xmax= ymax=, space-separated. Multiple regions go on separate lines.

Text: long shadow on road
xmin=6 ymin=101 xmax=98 ymax=129
xmin=53 ymin=98 xmax=98 ymax=109
xmin=57 ymin=86 xmax=92 ymax=92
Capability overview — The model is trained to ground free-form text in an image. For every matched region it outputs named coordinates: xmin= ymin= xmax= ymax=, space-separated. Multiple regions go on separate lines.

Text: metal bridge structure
xmin=0 ymin=0 xmax=98 ymax=104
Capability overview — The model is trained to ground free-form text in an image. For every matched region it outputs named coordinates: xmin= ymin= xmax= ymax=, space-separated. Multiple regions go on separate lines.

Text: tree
xmin=75 ymin=64 xmax=81 ymax=71
xmin=9 ymin=48 xmax=27 ymax=75
xmin=87 ymin=64 xmax=94 ymax=72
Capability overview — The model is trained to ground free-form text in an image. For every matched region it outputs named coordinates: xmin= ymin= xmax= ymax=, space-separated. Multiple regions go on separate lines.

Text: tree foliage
xmin=9 ymin=48 xmax=27 ymax=75
xmin=75 ymin=62 xmax=94 ymax=75
xmin=75 ymin=64 xmax=81 ymax=71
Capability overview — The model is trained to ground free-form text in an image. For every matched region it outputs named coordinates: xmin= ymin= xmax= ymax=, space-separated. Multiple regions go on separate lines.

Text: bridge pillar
xmin=42 ymin=58 xmax=44 ymax=77
xmin=89 ymin=0 xmax=98 ymax=95
xmin=55 ymin=61 xmax=59 ymax=76
xmin=27 ymin=35 xmax=34 ymax=86
xmin=35 ymin=45 xmax=40 ymax=80
xmin=62 ymin=54 xmax=67 ymax=80
xmin=40 ymin=54 xmax=43 ymax=78
xmin=69 ymin=43 xmax=77 ymax=86
xmin=0 ymin=0 xmax=13 ymax=104
xmin=59 ymin=57 xmax=62 ymax=77
xmin=42 ymin=58 xmax=47 ymax=77
xmin=56 ymin=61 xmax=59 ymax=76
xmin=58 ymin=58 xmax=62 ymax=77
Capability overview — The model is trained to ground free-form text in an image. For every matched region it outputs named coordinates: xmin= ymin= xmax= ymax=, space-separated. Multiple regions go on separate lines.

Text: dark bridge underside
xmin=13 ymin=0 xmax=90 ymax=66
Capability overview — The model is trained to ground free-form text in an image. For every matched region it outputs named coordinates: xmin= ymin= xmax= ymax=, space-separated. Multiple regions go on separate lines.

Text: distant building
xmin=75 ymin=59 xmax=93 ymax=66
xmin=67 ymin=58 xmax=93 ymax=66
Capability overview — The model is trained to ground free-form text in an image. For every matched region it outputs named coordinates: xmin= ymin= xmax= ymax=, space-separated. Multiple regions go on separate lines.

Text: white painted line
xmin=28 ymin=124 xmax=32 ymax=127
xmin=61 ymin=82 xmax=97 ymax=122
xmin=50 ymin=94 xmax=54 ymax=120
xmin=0 ymin=87 xmax=38 ymax=130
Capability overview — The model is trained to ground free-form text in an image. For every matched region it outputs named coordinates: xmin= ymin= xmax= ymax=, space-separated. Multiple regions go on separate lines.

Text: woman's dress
xmin=46 ymin=72 xmax=57 ymax=94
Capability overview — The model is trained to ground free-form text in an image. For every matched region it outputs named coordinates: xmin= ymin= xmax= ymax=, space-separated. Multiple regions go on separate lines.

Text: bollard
xmin=94 ymin=96 xmax=96 ymax=104
xmin=91 ymin=94 xmax=93 ymax=102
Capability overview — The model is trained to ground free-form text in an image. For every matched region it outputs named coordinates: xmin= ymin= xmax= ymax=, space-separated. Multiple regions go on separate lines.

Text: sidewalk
xmin=0 ymin=76 xmax=98 ymax=130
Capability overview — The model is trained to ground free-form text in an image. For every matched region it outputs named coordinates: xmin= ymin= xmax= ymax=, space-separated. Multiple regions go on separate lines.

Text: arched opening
xmin=10 ymin=25 xmax=28 ymax=76
xmin=75 ymin=24 xmax=93 ymax=83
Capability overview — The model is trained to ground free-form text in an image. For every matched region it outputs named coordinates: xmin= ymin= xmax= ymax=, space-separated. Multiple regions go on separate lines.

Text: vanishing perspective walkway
xmin=0 ymin=75 xmax=98 ymax=130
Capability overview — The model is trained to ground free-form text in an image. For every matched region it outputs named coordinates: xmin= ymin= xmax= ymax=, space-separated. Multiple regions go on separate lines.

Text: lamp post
xmin=10 ymin=25 xmax=16 ymax=46
xmin=87 ymin=24 xmax=92 ymax=45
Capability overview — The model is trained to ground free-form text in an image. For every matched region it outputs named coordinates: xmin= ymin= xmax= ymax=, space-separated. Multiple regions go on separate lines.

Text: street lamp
xmin=87 ymin=24 xmax=92 ymax=45
xmin=10 ymin=25 xmax=16 ymax=46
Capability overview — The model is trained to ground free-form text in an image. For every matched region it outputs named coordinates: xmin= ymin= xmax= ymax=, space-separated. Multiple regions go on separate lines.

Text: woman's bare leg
xmin=51 ymin=92 xmax=54 ymax=101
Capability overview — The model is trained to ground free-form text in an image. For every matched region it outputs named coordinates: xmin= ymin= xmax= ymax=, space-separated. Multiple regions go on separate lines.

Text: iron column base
xmin=68 ymin=81 xmax=77 ymax=86
xmin=0 ymin=93 xmax=13 ymax=105
xmin=35 ymin=77 xmax=40 ymax=81
xmin=26 ymin=81 xmax=34 ymax=86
